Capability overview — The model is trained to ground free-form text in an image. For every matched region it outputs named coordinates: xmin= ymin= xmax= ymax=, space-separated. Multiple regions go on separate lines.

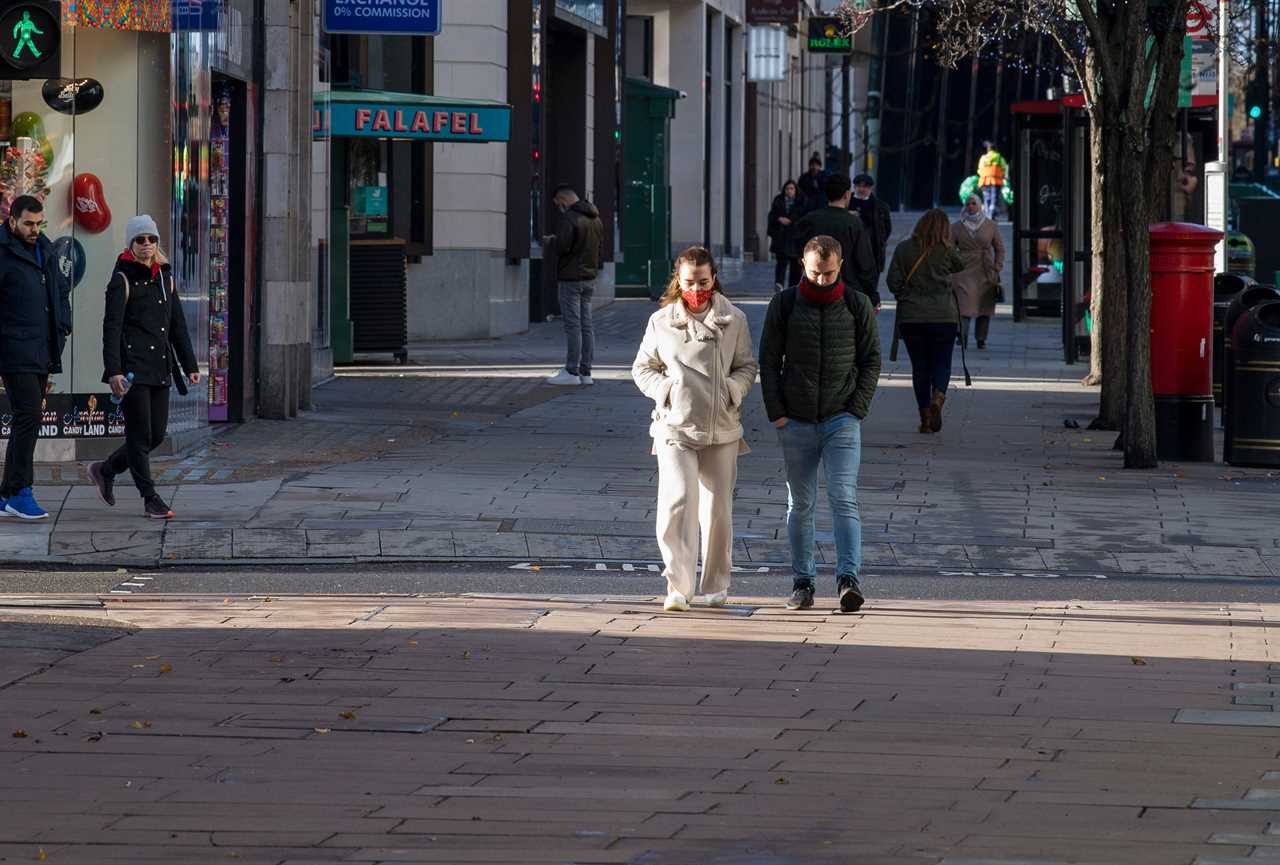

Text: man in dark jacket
xmin=795 ymin=174 xmax=880 ymax=308
xmin=759 ymin=234 xmax=882 ymax=614
xmin=0 ymin=196 xmax=71 ymax=520
xmin=795 ymin=155 xmax=826 ymax=214
xmin=849 ymin=173 xmax=893 ymax=276
xmin=542 ymin=185 xmax=603 ymax=386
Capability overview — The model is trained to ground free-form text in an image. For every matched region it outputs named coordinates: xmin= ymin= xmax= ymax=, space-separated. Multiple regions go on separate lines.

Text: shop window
xmin=556 ymin=0 xmax=605 ymax=28
xmin=0 ymin=10 xmax=215 ymax=438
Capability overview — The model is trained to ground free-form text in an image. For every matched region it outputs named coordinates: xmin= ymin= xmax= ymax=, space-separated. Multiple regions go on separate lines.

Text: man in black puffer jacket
xmin=759 ymin=234 xmax=881 ymax=614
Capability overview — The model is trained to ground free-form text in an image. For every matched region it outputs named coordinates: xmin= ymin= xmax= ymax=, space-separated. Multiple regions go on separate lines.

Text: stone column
xmin=259 ymin=0 xmax=315 ymax=418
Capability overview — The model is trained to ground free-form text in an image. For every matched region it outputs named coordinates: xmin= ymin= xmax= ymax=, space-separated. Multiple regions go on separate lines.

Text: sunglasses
xmin=132 ymin=235 xmax=159 ymax=246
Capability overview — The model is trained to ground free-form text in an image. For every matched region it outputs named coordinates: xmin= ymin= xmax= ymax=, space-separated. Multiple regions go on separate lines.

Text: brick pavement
xmin=1 ymin=592 xmax=1279 ymax=863
xmin=2 ymin=225 xmax=1279 ymax=575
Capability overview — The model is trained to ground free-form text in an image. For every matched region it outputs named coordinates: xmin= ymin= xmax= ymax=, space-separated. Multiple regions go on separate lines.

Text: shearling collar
xmin=667 ymin=293 xmax=733 ymax=341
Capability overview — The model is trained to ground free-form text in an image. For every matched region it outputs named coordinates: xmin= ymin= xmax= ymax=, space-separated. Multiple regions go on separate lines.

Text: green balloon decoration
xmin=1002 ymin=182 xmax=1014 ymax=205
xmin=959 ymin=175 xmax=979 ymax=205
xmin=10 ymin=111 xmax=54 ymax=167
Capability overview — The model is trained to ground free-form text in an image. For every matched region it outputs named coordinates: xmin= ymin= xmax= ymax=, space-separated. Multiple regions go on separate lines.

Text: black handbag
xmin=168 ymin=344 xmax=188 ymax=396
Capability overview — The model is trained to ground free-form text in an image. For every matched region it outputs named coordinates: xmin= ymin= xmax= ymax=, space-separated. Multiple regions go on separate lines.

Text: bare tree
xmin=839 ymin=0 xmax=1197 ymax=468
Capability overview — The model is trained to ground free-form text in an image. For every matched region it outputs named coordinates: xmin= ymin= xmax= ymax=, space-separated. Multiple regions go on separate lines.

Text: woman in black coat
xmin=767 ymin=180 xmax=803 ymax=291
xmin=88 ymin=215 xmax=200 ymax=520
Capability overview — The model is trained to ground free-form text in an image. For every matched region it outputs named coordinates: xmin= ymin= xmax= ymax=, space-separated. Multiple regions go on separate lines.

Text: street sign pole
xmin=1209 ymin=0 xmax=1229 ymax=274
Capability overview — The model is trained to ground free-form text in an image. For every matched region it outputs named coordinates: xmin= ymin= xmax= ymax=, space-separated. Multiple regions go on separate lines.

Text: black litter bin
xmin=1214 ymin=274 xmax=1257 ymax=406
xmin=1223 ymin=284 xmax=1280 ymax=453
xmin=1225 ymin=300 xmax=1280 ymax=466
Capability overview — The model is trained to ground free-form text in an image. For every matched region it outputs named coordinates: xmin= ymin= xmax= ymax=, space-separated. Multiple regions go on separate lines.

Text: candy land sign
xmin=0 ymin=392 xmax=126 ymax=439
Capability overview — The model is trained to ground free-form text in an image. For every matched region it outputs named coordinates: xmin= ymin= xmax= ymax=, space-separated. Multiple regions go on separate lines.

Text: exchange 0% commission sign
xmin=324 ymin=0 xmax=440 ymax=35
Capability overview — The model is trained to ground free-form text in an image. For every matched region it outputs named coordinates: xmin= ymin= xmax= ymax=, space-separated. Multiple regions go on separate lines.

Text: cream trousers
xmin=654 ymin=439 xmax=739 ymax=599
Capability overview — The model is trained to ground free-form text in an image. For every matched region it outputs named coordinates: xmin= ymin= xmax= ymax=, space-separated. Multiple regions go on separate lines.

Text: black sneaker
xmin=144 ymin=495 xmax=174 ymax=520
xmin=838 ymin=577 xmax=865 ymax=613
xmin=88 ymin=461 xmax=115 ymax=507
xmin=785 ymin=585 xmax=815 ymax=610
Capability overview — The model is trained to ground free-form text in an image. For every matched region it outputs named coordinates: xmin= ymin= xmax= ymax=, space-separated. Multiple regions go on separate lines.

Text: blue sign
xmin=172 ymin=0 xmax=222 ymax=32
xmin=323 ymin=0 xmax=441 ymax=35
xmin=324 ymin=100 xmax=511 ymax=143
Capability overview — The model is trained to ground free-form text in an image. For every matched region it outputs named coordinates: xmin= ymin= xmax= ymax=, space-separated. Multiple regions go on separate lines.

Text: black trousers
xmin=105 ymin=383 xmax=169 ymax=499
xmin=774 ymin=255 xmax=802 ymax=289
xmin=1 ymin=373 xmax=47 ymax=497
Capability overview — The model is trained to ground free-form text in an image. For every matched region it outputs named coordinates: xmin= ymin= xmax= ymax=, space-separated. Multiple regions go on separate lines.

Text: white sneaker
xmin=579 ymin=375 xmax=594 ymax=386
xmin=705 ymin=591 xmax=728 ymax=608
xmin=545 ymin=369 xmax=581 ymax=386
xmin=663 ymin=591 xmax=689 ymax=612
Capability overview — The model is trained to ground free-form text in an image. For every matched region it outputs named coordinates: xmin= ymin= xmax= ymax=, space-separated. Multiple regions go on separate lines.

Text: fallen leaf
xmin=88 ymin=708 xmax=102 ymax=715
xmin=313 ymin=728 xmax=330 ymax=735
xmin=1097 ymin=476 xmax=1106 ymax=481
xmin=223 ymin=598 xmax=231 ymax=604
xmin=131 ymin=664 xmax=145 ymax=669
xmin=462 ymin=650 xmax=472 ymax=660
xmin=37 ymin=848 xmax=46 ymax=862
xmin=12 ymin=730 xmax=27 ymax=739
xmin=774 ymin=777 xmax=788 ymax=785
xmin=406 ymin=640 xmax=418 ymax=647
xmin=1131 ymin=656 xmax=1147 ymax=666
xmin=129 ymin=720 xmax=153 ymax=730
xmin=530 ymin=564 xmax=541 ymax=572
xmin=158 ymin=664 xmax=173 ymax=674
xmin=338 ymin=711 xmax=356 ymax=720
xmin=144 ymin=655 xmax=160 ymax=661
xmin=270 ymin=656 xmax=283 ymax=663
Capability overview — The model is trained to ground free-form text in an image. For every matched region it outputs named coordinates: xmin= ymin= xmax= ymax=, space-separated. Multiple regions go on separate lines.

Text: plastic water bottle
xmin=110 ymin=372 xmax=134 ymax=406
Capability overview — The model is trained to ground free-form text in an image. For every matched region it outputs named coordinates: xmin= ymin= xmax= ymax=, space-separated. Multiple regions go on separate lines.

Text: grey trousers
xmin=558 ymin=279 xmax=596 ymax=376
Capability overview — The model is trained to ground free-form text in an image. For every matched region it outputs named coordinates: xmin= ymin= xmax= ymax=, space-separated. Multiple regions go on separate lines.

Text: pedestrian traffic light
xmin=0 ymin=2 xmax=59 ymax=81
xmin=1246 ymin=78 xmax=1266 ymax=122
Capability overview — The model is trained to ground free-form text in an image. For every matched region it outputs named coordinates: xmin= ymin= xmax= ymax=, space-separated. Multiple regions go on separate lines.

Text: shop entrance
xmin=210 ymin=75 xmax=256 ymax=422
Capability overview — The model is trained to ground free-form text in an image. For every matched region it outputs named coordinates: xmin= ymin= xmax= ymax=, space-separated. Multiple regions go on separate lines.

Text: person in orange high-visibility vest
xmin=976 ymin=141 xmax=1008 ymax=219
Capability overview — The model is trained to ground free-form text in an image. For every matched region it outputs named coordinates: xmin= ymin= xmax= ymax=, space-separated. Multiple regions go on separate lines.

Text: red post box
xmin=1149 ymin=222 xmax=1223 ymax=462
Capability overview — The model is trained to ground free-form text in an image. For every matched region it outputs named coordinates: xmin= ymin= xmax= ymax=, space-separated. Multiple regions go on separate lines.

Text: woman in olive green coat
xmin=886 ymin=209 xmax=965 ymax=433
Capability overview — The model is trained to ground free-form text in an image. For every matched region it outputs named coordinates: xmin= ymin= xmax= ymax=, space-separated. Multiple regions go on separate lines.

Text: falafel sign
xmin=324 ymin=99 xmax=511 ymax=143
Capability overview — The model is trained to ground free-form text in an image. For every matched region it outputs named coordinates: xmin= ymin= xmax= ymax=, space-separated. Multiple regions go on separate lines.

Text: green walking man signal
xmin=12 ymin=11 xmax=44 ymax=61
xmin=0 ymin=2 xmax=59 ymax=79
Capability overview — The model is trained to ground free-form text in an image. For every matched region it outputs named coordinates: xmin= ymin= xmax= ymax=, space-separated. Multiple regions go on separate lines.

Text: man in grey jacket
xmin=759 ymin=234 xmax=881 ymax=613
xmin=542 ymin=185 xmax=603 ymax=386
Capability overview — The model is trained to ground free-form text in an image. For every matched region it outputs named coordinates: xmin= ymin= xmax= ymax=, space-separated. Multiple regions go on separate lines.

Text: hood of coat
xmin=114 ymin=253 xmax=172 ymax=283
xmin=667 ymin=292 xmax=734 ymax=341
xmin=569 ymin=200 xmax=599 ymax=220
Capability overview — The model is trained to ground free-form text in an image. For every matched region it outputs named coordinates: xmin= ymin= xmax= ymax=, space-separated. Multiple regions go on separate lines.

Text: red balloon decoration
xmin=71 ymin=173 xmax=111 ymax=233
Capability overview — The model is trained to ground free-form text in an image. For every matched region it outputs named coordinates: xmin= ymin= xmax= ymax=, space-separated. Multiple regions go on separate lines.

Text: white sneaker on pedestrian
xmin=663 ymin=590 xmax=689 ymax=612
xmin=705 ymin=590 xmax=728 ymax=608
xmin=545 ymin=369 xmax=581 ymax=386
xmin=579 ymin=375 xmax=594 ymax=386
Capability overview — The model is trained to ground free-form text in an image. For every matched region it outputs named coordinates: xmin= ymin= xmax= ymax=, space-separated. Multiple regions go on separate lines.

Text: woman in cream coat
xmin=632 ymin=246 xmax=759 ymax=612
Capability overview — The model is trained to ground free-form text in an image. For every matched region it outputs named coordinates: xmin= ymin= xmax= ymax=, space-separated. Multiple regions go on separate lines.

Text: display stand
xmin=209 ymin=82 xmax=232 ymax=421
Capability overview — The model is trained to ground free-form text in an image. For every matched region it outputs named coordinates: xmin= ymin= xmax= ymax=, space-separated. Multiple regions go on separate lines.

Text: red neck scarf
xmin=120 ymin=249 xmax=161 ymax=278
xmin=798 ymin=277 xmax=845 ymax=306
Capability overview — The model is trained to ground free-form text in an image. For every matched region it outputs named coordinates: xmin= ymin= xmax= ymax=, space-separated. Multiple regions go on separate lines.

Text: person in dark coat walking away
xmin=849 ymin=173 xmax=893 ymax=277
xmin=795 ymin=154 xmax=826 ymax=213
xmin=795 ymin=174 xmax=880 ymax=309
xmin=88 ymin=215 xmax=200 ymax=520
xmin=0 ymin=196 xmax=71 ymax=520
xmin=542 ymin=184 xmax=604 ymax=387
xmin=886 ymin=209 xmax=966 ymax=434
xmin=759 ymin=235 xmax=882 ymax=614
xmin=767 ymin=180 xmax=803 ymax=291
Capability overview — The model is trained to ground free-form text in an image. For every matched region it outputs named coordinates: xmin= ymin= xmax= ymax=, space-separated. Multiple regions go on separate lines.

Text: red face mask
xmin=682 ymin=288 xmax=713 ymax=309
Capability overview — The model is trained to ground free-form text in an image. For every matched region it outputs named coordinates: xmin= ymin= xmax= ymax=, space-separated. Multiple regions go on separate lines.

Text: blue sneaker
xmin=5 ymin=488 xmax=48 ymax=520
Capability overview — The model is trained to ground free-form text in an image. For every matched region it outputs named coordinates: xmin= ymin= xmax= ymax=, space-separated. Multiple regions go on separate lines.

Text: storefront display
xmin=208 ymin=81 xmax=232 ymax=421
xmin=41 ymin=77 xmax=105 ymax=114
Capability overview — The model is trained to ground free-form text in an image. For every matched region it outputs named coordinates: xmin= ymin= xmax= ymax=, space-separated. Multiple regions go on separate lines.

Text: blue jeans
xmin=558 ymin=279 xmax=595 ymax=376
xmin=899 ymin=322 xmax=958 ymax=409
xmin=777 ymin=413 xmax=862 ymax=589
xmin=983 ymin=185 xmax=1000 ymax=219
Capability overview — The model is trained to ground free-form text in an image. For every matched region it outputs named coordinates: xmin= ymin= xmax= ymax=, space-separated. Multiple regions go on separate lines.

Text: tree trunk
xmin=1093 ymin=119 xmax=1129 ymax=430
xmin=1085 ymin=49 xmax=1105 ymax=390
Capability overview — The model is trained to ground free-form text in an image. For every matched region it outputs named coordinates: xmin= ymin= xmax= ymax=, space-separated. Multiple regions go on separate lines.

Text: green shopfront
xmin=313 ymin=27 xmax=512 ymax=365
